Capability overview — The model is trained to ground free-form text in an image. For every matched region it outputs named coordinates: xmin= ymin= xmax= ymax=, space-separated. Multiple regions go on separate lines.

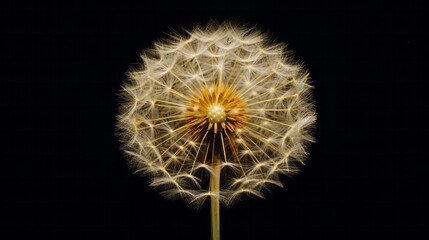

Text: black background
xmin=1 ymin=1 xmax=428 ymax=240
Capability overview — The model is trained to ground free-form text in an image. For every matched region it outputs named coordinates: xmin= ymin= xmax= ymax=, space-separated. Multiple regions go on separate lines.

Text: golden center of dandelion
xmin=185 ymin=84 xmax=248 ymax=135
xmin=207 ymin=105 xmax=226 ymax=124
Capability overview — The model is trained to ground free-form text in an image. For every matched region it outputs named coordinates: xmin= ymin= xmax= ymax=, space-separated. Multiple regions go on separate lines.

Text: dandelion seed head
xmin=117 ymin=21 xmax=316 ymax=208
xmin=207 ymin=105 xmax=226 ymax=124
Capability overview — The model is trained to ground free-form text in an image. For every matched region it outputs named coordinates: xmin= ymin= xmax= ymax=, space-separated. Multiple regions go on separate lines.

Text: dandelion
xmin=117 ymin=22 xmax=316 ymax=240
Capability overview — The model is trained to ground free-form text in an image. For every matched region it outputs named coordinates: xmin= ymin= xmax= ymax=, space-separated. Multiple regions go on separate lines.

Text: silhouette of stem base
xmin=210 ymin=161 xmax=221 ymax=240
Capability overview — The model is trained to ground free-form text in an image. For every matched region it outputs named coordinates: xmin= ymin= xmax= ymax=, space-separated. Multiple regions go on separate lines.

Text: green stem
xmin=210 ymin=162 xmax=221 ymax=240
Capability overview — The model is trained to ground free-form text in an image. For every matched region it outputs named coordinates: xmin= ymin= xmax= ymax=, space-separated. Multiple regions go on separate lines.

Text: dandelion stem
xmin=210 ymin=155 xmax=221 ymax=240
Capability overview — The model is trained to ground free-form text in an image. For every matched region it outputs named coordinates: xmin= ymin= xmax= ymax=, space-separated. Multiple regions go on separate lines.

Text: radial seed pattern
xmin=117 ymin=23 xmax=316 ymax=207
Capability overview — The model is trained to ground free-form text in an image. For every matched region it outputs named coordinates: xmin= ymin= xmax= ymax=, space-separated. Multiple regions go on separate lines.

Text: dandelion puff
xmin=116 ymin=21 xmax=316 ymax=240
